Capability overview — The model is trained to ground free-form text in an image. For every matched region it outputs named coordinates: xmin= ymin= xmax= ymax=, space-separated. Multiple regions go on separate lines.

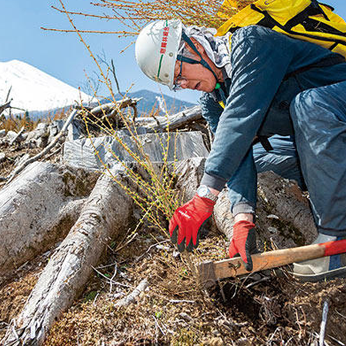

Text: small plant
xmin=0 ymin=113 xmax=40 ymax=133
xmin=50 ymin=0 xmax=184 ymax=238
xmin=154 ymin=311 xmax=163 ymax=319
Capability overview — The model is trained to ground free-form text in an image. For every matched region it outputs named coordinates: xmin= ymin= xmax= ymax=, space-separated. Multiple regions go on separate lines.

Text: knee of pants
xmin=290 ymin=89 xmax=316 ymax=125
xmin=290 ymin=82 xmax=346 ymax=126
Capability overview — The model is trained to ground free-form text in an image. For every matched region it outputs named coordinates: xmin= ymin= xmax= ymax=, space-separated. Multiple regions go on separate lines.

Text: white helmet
xmin=135 ymin=19 xmax=183 ymax=90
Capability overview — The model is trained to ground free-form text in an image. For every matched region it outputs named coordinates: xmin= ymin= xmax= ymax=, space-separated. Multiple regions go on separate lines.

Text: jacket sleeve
xmin=200 ymin=92 xmax=257 ymax=214
xmin=227 ymin=148 xmax=257 ymax=215
xmin=200 ymin=25 xmax=293 ymax=191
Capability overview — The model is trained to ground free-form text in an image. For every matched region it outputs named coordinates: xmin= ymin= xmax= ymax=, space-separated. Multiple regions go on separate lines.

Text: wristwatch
xmin=197 ymin=185 xmax=218 ymax=202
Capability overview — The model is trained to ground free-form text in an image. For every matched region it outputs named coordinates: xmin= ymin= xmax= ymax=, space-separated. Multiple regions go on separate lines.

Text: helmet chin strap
xmin=177 ymin=32 xmax=221 ymax=90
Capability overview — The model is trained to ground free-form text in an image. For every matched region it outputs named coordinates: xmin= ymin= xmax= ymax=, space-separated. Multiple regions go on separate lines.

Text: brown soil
xmin=0 ymin=145 xmax=43 ymax=180
xmin=0 ymin=142 xmax=60 ymax=181
xmin=1 ymin=228 xmax=345 ymax=346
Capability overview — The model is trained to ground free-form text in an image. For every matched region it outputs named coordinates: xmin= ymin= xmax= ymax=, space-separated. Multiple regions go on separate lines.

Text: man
xmin=135 ymin=19 xmax=346 ymax=281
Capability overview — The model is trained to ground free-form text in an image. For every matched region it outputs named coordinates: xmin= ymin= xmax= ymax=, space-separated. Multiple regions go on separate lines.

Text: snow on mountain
xmin=0 ymin=60 xmax=93 ymax=114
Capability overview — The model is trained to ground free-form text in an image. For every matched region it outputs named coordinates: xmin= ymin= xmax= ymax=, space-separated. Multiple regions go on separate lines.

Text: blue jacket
xmin=200 ymin=25 xmax=346 ymax=214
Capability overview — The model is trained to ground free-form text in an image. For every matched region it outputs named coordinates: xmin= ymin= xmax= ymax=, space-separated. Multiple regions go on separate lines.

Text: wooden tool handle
xmin=199 ymin=239 xmax=346 ymax=285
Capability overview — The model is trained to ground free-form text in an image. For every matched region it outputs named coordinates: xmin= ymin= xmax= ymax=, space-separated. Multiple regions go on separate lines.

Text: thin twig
xmin=41 ymin=27 xmax=125 ymax=34
xmin=327 ymin=335 xmax=345 ymax=346
xmin=336 ymin=309 xmax=346 ymax=319
xmin=152 ymin=316 xmax=166 ymax=336
xmin=91 ymin=265 xmax=132 ymax=288
xmin=114 ymin=233 xmax=138 ymax=253
xmin=109 ymin=262 xmax=118 ymax=294
xmin=319 ymin=300 xmax=329 ymax=346
xmin=134 ymin=240 xmax=170 ymax=263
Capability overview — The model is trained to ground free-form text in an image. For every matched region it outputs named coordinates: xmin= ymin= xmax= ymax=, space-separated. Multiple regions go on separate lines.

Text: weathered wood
xmin=3 ymin=165 xmax=133 ymax=346
xmin=257 ymin=171 xmax=317 ymax=247
xmin=0 ymin=100 xmax=12 ymax=116
xmin=6 ymin=109 xmax=79 ymax=183
xmin=63 ymin=132 xmax=209 ymax=171
xmin=115 ymin=278 xmax=149 ymax=307
xmin=0 ymin=161 xmax=98 ymax=278
xmin=88 ymin=98 xmax=142 ymax=117
xmin=9 ymin=126 xmax=25 ymax=146
xmin=134 ymin=105 xmax=203 ymax=132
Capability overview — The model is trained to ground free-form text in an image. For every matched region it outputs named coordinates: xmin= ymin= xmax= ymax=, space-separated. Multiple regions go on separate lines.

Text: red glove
xmin=229 ymin=220 xmax=257 ymax=271
xmin=169 ymin=193 xmax=215 ymax=252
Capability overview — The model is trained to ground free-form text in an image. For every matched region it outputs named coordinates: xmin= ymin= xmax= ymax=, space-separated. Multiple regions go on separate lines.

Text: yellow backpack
xmin=217 ymin=0 xmax=346 ymax=58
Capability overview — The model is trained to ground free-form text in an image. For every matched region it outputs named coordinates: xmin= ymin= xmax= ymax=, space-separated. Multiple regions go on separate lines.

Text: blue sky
xmin=1 ymin=0 xmax=346 ymax=105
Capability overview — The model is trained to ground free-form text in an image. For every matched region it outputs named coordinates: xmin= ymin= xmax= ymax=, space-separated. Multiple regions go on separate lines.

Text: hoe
xmin=198 ymin=239 xmax=346 ymax=287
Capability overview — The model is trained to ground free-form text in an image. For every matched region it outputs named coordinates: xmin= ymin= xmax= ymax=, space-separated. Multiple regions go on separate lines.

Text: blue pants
xmin=228 ymin=135 xmax=305 ymax=215
xmin=253 ymin=135 xmax=305 ymax=190
xmin=290 ymin=81 xmax=346 ymax=236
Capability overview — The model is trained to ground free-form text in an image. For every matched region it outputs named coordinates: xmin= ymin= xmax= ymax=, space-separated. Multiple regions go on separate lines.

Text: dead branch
xmin=9 ymin=126 xmax=25 ymax=146
xmin=88 ymin=98 xmax=141 ymax=117
xmin=6 ymin=109 xmax=78 ymax=184
xmin=0 ymin=101 xmax=12 ymax=116
xmin=134 ymin=105 xmax=203 ymax=132
xmin=115 ymin=278 xmax=149 ymax=307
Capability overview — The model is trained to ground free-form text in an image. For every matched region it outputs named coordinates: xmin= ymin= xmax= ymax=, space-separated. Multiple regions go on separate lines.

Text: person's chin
xmin=203 ymin=85 xmax=214 ymax=93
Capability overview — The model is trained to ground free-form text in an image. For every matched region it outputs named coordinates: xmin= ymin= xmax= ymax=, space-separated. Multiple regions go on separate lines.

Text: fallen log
xmin=63 ymin=131 xmax=208 ymax=171
xmin=133 ymin=105 xmax=203 ymax=132
xmin=0 ymin=161 xmax=98 ymax=278
xmin=257 ymin=171 xmax=317 ymax=247
xmin=2 ymin=164 xmax=133 ymax=346
xmin=173 ymin=158 xmax=316 ymax=248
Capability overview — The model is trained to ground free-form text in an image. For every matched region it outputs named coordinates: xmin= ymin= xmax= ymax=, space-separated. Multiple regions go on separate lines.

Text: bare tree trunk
xmin=134 ymin=105 xmax=203 ymax=132
xmin=3 ymin=165 xmax=133 ymax=346
xmin=0 ymin=161 xmax=98 ymax=277
xmin=257 ymin=171 xmax=317 ymax=247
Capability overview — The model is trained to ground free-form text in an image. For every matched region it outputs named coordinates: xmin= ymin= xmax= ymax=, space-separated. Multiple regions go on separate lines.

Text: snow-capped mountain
xmin=0 ymin=60 xmax=92 ymax=114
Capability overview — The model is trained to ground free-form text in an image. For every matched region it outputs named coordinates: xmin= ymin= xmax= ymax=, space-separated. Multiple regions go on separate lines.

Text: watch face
xmin=198 ymin=185 xmax=209 ymax=197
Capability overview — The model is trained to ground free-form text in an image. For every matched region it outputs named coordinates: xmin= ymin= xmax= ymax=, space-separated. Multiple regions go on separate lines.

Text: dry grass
xmin=0 ymin=107 xmax=70 ymax=133
xmin=0 ymin=114 xmax=39 ymax=133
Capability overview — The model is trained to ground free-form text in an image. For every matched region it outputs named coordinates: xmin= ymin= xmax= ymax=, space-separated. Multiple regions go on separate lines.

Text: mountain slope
xmin=0 ymin=60 xmax=92 ymax=114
